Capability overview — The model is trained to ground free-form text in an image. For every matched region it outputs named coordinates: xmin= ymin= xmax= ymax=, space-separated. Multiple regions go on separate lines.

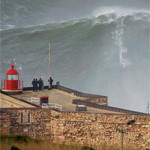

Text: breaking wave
xmin=1 ymin=6 xmax=149 ymax=69
xmin=0 ymin=5 xmax=150 ymax=112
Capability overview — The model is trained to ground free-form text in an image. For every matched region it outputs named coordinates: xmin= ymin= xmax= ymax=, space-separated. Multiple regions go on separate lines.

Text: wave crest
xmin=93 ymin=6 xmax=150 ymax=18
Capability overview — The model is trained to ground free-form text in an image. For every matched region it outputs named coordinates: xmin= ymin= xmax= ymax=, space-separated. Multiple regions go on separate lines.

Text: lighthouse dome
xmin=6 ymin=65 xmax=19 ymax=75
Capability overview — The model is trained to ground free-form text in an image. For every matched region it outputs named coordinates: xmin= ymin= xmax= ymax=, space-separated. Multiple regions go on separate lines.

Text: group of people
xmin=32 ymin=77 xmax=44 ymax=91
xmin=32 ymin=77 xmax=55 ymax=91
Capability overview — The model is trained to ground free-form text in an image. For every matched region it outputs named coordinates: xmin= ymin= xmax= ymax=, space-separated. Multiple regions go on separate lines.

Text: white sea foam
xmin=16 ymin=65 xmax=22 ymax=71
xmin=112 ymin=17 xmax=131 ymax=69
xmin=91 ymin=7 xmax=149 ymax=27
xmin=0 ymin=24 xmax=15 ymax=31
xmin=92 ymin=7 xmax=143 ymax=69
xmin=93 ymin=6 xmax=150 ymax=19
xmin=92 ymin=6 xmax=150 ymax=69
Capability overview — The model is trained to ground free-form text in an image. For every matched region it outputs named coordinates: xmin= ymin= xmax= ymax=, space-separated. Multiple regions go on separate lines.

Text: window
xmin=7 ymin=75 xmax=18 ymax=80
xmin=20 ymin=112 xmax=31 ymax=124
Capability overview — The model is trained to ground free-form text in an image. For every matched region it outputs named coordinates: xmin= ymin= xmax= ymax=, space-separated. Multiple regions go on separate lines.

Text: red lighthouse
xmin=1 ymin=59 xmax=23 ymax=94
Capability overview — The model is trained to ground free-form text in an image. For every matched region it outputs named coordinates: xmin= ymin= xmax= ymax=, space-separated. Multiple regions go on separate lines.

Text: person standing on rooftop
xmin=32 ymin=79 xmax=36 ymax=91
xmin=41 ymin=76 xmax=44 ymax=90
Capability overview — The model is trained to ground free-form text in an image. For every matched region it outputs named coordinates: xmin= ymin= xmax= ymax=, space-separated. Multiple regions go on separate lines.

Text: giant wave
xmin=0 ymin=5 xmax=150 ymax=113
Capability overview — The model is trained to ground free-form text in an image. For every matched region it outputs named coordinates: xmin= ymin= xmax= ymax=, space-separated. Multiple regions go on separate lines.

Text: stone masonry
xmin=0 ymin=108 xmax=149 ymax=150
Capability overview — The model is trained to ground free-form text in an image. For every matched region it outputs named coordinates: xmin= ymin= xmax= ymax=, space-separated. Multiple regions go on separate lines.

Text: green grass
xmin=0 ymin=135 xmax=82 ymax=150
xmin=0 ymin=135 xmax=40 ymax=143
xmin=0 ymin=135 xmax=140 ymax=150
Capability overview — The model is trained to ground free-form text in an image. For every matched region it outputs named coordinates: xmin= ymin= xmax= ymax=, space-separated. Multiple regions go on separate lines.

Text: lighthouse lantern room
xmin=1 ymin=59 xmax=23 ymax=94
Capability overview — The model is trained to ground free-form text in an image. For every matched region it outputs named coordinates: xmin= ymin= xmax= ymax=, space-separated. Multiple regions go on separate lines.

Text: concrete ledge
xmin=72 ymin=99 xmax=149 ymax=115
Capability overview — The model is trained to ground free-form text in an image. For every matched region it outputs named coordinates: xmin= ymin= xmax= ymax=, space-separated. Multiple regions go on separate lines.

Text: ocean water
xmin=0 ymin=0 xmax=150 ymax=113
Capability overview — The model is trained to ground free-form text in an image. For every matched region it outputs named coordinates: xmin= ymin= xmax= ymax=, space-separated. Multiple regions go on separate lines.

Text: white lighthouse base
xmin=1 ymin=89 xmax=23 ymax=95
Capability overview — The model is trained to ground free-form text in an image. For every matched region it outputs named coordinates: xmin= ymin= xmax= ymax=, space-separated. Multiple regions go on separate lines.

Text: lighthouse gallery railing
xmin=1 ymin=80 xmax=23 ymax=90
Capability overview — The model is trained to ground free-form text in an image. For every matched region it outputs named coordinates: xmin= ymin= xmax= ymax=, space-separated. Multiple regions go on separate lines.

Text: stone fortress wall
xmin=0 ymin=108 xmax=149 ymax=150
xmin=0 ymin=86 xmax=150 ymax=149
xmin=56 ymin=85 xmax=108 ymax=105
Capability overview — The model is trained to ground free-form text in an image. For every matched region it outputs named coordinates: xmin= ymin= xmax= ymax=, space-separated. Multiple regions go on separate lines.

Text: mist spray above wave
xmin=93 ymin=6 xmax=150 ymax=19
xmin=92 ymin=6 xmax=150 ymax=69
xmin=112 ymin=17 xmax=131 ymax=69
